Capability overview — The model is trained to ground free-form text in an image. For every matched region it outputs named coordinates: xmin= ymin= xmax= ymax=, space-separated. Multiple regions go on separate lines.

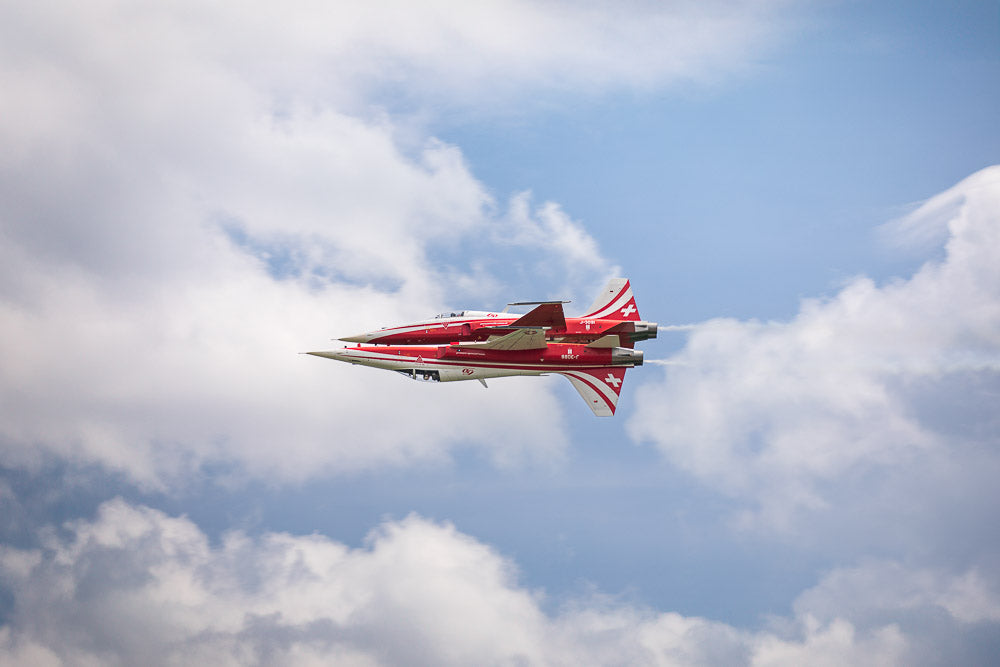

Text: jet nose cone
xmin=338 ymin=333 xmax=372 ymax=343
xmin=306 ymin=350 xmax=351 ymax=361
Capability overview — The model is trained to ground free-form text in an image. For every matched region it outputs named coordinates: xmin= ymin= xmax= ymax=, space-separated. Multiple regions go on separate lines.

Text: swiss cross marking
xmin=620 ymin=303 xmax=637 ymax=318
xmin=604 ymin=373 xmax=621 ymax=388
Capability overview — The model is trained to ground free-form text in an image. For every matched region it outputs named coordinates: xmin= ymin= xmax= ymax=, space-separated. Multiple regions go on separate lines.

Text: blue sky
xmin=439 ymin=0 xmax=1000 ymax=321
xmin=1 ymin=1 xmax=999 ymax=664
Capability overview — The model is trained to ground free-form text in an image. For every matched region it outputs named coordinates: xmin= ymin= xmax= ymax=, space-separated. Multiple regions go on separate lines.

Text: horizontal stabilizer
xmin=457 ymin=327 xmax=548 ymax=351
xmin=509 ymin=302 xmax=566 ymax=329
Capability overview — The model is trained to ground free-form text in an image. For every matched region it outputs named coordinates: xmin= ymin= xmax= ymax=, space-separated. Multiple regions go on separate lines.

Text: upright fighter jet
xmin=337 ymin=278 xmax=657 ymax=347
xmin=307 ymin=279 xmax=655 ymax=416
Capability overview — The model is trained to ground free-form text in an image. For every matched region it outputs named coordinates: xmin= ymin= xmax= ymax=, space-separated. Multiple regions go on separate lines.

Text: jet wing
xmin=559 ymin=368 xmax=627 ymax=417
xmin=456 ymin=327 xmax=548 ymax=351
xmin=508 ymin=302 xmax=566 ymax=329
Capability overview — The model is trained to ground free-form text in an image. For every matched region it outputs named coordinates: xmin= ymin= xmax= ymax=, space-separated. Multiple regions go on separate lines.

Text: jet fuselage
xmin=308 ymin=341 xmax=642 ymax=382
xmin=340 ymin=313 xmax=657 ymax=346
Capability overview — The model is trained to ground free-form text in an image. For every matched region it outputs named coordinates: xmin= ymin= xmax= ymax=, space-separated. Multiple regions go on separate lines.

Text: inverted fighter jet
xmin=307 ymin=279 xmax=655 ymax=416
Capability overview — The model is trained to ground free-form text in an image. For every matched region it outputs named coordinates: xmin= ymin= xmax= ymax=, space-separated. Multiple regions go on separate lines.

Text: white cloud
xmin=0 ymin=242 xmax=576 ymax=486
xmin=503 ymin=193 xmax=613 ymax=272
xmin=0 ymin=0 xmax=794 ymax=485
xmin=4 ymin=498 xmax=993 ymax=666
xmin=0 ymin=91 xmax=577 ymax=484
xmin=794 ymin=560 xmax=1000 ymax=628
xmin=0 ymin=1 xmax=790 ymax=139
xmin=119 ymin=0 xmax=785 ymax=107
xmin=628 ymin=166 xmax=1000 ymax=527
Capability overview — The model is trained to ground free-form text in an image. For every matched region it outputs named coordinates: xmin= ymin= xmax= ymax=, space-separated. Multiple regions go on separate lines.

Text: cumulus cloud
xmin=502 ymin=193 xmax=614 ymax=278
xmin=628 ymin=166 xmax=1000 ymax=527
xmin=0 ymin=97 xmax=578 ymax=485
xmin=5 ymin=497 xmax=994 ymax=666
xmin=0 ymin=0 xmax=796 ymax=486
xmin=794 ymin=560 xmax=1000 ymax=627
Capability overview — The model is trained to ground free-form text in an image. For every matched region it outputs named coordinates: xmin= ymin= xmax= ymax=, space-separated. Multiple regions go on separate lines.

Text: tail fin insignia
xmin=560 ymin=368 xmax=627 ymax=417
xmin=583 ymin=279 xmax=641 ymax=321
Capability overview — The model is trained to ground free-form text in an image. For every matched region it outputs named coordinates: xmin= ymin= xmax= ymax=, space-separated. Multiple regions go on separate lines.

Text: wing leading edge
xmin=560 ymin=367 xmax=627 ymax=417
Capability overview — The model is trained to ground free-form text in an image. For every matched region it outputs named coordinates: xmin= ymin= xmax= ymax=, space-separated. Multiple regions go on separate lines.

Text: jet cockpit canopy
xmin=433 ymin=310 xmax=495 ymax=319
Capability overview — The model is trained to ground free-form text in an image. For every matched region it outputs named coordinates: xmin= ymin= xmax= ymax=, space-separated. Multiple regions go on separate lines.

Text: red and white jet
xmin=338 ymin=278 xmax=657 ymax=348
xmin=307 ymin=279 xmax=655 ymax=416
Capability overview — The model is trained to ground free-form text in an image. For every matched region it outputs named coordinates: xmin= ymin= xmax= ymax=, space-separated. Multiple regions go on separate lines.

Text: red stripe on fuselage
xmin=337 ymin=345 xmax=623 ymax=372
xmin=355 ymin=344 xmax=613 ymax=365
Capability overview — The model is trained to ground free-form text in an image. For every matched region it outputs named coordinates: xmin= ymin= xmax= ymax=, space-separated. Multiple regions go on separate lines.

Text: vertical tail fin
xmin=582 ymin=278 xmax=640 ymax=321
xmin=560 ymin=368 xmax=627 ymax=416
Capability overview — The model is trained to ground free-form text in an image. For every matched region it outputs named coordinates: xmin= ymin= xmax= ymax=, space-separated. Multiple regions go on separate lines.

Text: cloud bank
xmin=3 ymin=497 xmax=995 ymax=667
xmin=0 ymin=0 xmax=796 ymax=487
xmin=629 ymin=166 xmax=1000 ymax=529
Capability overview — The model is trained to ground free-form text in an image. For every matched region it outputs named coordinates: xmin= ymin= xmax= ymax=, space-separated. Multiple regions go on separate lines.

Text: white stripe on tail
xmin=560 ymin=368 xmax=627 ymax=416
xmin=582 ymin=278 xmax=641 ymax=321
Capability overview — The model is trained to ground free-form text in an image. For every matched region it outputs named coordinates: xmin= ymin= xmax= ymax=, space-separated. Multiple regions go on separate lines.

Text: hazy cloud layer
xmin=3 ymin=497 xmax=994 ymax=666
xmin=629 ymin=166 xmax=1000 ymax=528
